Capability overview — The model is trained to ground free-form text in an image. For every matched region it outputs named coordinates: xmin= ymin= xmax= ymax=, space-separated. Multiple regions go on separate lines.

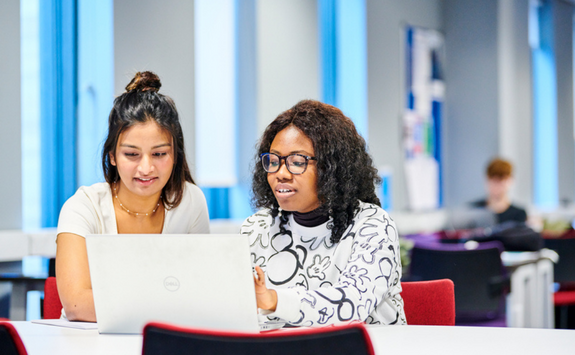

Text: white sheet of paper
xmin=404 ymin=156 xmax=439 ymax=211
xmin=31 ymin=319 xmax=98 ymax=330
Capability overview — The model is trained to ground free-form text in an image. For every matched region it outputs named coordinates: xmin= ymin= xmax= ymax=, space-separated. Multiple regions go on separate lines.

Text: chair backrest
xmin=43 ymin=277 xmax=63 ymax=319
xmin=409 ymin=242 xmax=506 ymax=321
xmin=401 ymin=279 xmax=455 ymax=325
xmin=0 ymin=322 xmax=28 ymax=355
xmin=142 ymin=322 xmax=375 ymax=355
xmin=544 ymin=237 xmax=575 ymax=283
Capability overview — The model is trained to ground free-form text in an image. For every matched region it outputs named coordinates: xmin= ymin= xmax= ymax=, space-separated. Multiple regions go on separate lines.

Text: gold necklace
xmin=113 ymin=183 xmax=162 ymax=216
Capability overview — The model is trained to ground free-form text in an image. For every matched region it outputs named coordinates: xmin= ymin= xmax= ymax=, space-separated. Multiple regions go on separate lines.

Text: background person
xmin=242 ymin=100 xmax=406 ymax=327
xmin=56 ymin=71 xmax=209 ymax=322
xmin=462 ymin=158 xmax=542 ymax=251
xmin=471 ymin=157 xmax=527 ymax=224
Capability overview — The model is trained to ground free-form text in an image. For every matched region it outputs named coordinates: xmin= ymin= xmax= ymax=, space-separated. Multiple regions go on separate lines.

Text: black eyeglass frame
xmin=260 ymin=152 xmax=317 ymax=175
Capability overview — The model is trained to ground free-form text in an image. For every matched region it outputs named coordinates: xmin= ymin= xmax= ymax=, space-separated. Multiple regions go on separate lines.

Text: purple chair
xmin=408 ymin=240 xmax=509 ymax=327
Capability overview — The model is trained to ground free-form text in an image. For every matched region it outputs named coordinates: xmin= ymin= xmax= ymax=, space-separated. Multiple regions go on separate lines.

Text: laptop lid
xmin=85 ymin=234 xmax=259 ymax=334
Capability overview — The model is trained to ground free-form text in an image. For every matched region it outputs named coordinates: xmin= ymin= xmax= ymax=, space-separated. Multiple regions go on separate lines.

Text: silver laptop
xmin=85 ymin=234 xmax=259 ymax=334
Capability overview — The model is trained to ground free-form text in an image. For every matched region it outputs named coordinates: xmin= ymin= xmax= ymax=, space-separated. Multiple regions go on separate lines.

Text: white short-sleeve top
xmin=57 ymin=182 xmax=210 ymax=237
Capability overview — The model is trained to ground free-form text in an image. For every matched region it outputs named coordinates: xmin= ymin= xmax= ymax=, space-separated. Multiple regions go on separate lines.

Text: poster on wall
xmin=404 ymin=26 xmax=444 ymax=211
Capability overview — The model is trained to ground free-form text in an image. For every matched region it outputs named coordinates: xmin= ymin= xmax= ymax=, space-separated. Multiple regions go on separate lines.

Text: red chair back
xmin=43 ymin=277 xmax=63 ymax=319
xmin=142 ymin=322 xmax=375 ymax=355
xmin=401 ymin=279 xmax=455 ymax=325
xmin=0 ymin=322 xmax=28 ymax=355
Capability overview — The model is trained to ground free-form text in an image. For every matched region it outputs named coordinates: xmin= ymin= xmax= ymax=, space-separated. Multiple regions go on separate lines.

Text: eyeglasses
xmin=260 ymin=153 xmax=317 ymax=175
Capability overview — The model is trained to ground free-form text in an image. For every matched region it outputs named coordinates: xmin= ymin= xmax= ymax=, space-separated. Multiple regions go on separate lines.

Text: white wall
xmin=442 ymin=0 xmax=501 ymax=207
xmin=555 ymin=0 xmax=575 ymax=205
xmin=256 ymin=0 xmax=320 ymax=133
xmin=367 ymin=0 xmax=444 ymax=211
xmin=113 ymin=0 xmax=319 ymax=216
xmin=497 ymin=0 xmax=533 ymax=208
xmin=442 ymin=0 xmax=573 ymax=209
xmin=366 ymin=0 xmax=550 ymax=210
xmin=237 ymin=0 xmax=258 ymax=194
xmin=0 ymin=0 xmax=22 ymax=229
xmin=6 ymin=0 xmax=572 ymax=222
xmin=114 ymin=0 xmax=196 ymax=171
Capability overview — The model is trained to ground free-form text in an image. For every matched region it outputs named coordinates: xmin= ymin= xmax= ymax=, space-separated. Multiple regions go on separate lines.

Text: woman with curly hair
xmin=241 ymin=100 xmax=406 ymax=327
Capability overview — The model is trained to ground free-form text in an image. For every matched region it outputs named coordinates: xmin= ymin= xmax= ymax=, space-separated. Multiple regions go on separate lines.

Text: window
xmin=530 ymin=0 xmax=559 ymax=209
xmin=22 ymin=0 xmax=113 ymax=229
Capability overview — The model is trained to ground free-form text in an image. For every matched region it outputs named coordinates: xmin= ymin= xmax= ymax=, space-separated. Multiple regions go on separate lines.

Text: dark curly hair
xmin=252 ymin=100 xmax=381 ymax=243
xmin=102 ymin=71 xmax=194 ymax=209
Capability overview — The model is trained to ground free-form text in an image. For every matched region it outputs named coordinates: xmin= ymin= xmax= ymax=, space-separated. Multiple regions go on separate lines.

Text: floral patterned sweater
xmin=240 ymin=201 xmax=406 ymax=327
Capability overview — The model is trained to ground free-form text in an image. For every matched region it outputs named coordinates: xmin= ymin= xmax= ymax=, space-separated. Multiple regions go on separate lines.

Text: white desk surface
xmin=0 ymin=229 xmax=57 ymax=262
xmin=11 ymin=321 xmax=575 ymax=355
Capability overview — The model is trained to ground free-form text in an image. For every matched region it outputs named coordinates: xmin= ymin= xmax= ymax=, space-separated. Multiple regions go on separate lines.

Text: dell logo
xmin=164 ymin=276 xmax=180 ymax=292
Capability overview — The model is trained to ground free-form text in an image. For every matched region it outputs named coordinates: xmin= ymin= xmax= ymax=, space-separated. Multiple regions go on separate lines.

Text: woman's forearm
xmin=62 ymin=288 xmax=97 ymax=322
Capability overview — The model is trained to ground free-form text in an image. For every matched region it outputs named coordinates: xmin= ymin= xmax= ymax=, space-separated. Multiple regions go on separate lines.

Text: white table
xmin=0 ymin=229 xmax=57 ymax=262
xmin=12 ymin=322 xmax=142 ymax=354
xmin=0 ymin=229 xmax=57 ymax=320
xmin=10 ymin=321 xmax=575 ymax=355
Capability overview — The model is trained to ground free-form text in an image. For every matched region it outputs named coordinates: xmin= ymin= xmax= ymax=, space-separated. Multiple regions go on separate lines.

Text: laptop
xmin=85 ymin=234 xmax=260 ymax=334
xmin=447 ymin=207 xmax=497 ymax=230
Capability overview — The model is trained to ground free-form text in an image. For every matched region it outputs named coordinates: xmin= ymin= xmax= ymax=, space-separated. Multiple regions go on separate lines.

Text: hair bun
xmin=125 ymin=71 xmax=161 ymax=93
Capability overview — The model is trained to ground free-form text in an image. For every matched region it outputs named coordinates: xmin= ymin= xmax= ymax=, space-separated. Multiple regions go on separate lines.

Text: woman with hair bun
xmin=56 ymin=71 xmax=209 ymax=322
xmin=243 ymin=100 xmax=406 ymax=327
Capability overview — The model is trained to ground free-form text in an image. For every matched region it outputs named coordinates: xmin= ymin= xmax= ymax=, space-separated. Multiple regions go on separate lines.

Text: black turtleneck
xmin=292 ymin=208 xmax=330 ymax=227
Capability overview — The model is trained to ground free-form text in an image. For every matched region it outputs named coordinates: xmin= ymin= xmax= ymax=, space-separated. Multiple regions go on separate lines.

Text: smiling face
xmin=267 ymin=125 xmax=320 ymax=213
xmin=110 ymin=120 xmax=174 ymax=198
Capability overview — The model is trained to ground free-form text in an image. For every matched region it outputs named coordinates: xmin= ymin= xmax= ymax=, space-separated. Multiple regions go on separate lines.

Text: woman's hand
xmin=253 ymin=266 xmax=278 ymax=311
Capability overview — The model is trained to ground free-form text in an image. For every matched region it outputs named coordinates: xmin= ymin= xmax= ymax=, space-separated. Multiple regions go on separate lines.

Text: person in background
xmin=471 ymin=158 xmax=527 ymax=224
xmin=241 ymin=100 xmax=406 ymax=328
xmin=56 ymin=71 xmax=209 ymax=322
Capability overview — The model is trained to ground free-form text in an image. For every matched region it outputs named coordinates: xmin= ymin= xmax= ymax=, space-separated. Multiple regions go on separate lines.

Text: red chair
xmin=142 ymin=322 xmax=375 ymax=355
xmin=0 ymin=322 xmax=28 ymax=355
xmin=43 ymin=277 xmax=63 ymax=319
xmin=401 ymin=279 xmax=455 ymax=326
xmin=554 ymin=289 xmax=575 ymax=329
